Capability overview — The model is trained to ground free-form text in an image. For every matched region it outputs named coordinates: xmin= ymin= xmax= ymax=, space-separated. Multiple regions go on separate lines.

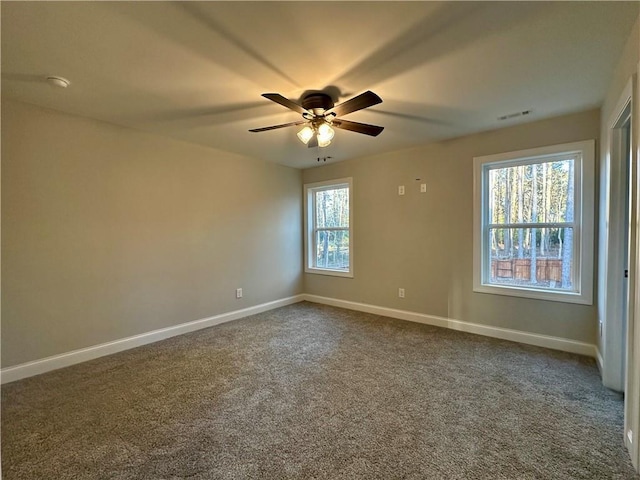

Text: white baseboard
xmin=1 ymin=294 xmax=305 ymax=384
xmin=302 ymin=294 xmax=597 ymax=358
xmin=2 ymin=293 xmax=598 ymax=384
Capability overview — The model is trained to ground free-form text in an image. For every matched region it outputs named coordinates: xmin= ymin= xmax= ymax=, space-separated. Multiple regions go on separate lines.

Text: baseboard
xmin=302 ymin=294 xmax=597 ymax=358
xmin=1 ymin=294 xmax=305 ymax=384
xmin=2 ymin=293 xmax=598 ymax=384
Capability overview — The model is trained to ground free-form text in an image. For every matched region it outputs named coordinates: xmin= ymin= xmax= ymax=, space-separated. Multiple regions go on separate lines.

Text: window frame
xmin=473 ymin=140 xmax=594 ymax=305
xmin=304 ymin=177 xmax=354 ymax=278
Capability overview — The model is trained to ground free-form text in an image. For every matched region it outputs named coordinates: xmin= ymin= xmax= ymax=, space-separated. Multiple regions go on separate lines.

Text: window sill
xmin=305 ymin=267 xmax=353 ymax=278
xmin=473 ymin=283 xmax=592 ymax=305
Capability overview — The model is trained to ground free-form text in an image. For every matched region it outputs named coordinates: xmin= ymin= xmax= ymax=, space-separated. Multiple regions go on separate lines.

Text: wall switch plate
xmin=398 ymin=185 xmax=405 ymax=195
xmin=420 ymin=183 xmax=427 ymax=193
xmin=398 ymin=288 xmax=405 ymax=298
xmin=236 ymin=288 xmax=243 ymax=298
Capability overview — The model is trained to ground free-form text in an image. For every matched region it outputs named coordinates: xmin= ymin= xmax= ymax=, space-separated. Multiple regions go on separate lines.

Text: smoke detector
xmin=46 ymin=76 xmax=70 ymax=88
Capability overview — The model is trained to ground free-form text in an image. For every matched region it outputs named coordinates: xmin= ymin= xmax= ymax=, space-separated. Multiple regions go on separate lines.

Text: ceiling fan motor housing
xmin=302 ymin=93 xmax=334 ymax=115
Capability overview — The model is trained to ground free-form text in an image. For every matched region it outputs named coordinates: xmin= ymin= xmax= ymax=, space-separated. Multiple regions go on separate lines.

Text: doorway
xmin=601 ymin=96 xmax=633 ymax=393
xmin=620 ymin=107 xmax=632 ymax=388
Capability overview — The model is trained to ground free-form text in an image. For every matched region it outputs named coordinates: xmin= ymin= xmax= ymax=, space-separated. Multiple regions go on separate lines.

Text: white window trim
xmin=473 ymin=140 xmax=595 ymax=305
xmin=304 ymin=177 xmax=353 ymax=278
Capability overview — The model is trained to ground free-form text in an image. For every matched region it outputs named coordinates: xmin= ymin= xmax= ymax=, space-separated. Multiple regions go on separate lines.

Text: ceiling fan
xmin=249 ymin=91 xmax=384 ymax=148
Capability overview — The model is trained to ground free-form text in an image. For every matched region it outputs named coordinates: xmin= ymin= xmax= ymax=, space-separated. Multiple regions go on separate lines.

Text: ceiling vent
xmin=498 ymin=110 xmax=531 ymax=121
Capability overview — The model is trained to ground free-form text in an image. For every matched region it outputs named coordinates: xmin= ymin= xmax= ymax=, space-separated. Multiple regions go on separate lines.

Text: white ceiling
xmin=2 ymin=1 xmax=638 ymax=168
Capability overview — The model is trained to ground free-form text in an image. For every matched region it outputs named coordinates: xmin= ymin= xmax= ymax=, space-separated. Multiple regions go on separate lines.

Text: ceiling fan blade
xmin=332 ymin=119 xmax=384 ymax=137
xmin=308 ymin=136 xmax=319 ymax=148
xmin=262 ymin=93 xmax=311 ymax=115
xmin=249 ymin=120 xmax=306 ymax=132
xmin=325 ymin=91 xmax=382 ymax=117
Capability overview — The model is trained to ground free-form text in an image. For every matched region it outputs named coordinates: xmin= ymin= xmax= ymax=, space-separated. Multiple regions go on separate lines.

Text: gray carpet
xmin=2 ymin=302 xmax=638 ymax=479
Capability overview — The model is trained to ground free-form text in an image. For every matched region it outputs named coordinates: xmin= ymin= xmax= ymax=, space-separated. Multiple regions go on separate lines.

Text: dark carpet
xmin=2 ymin=302 xmax=638 ymax=479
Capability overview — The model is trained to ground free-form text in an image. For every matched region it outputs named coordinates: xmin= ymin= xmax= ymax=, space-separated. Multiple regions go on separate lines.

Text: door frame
xmin=599 ymin=70 xmax=640 ymax=471
xmin=600 ymin=78 xmax=634 ymax=392
xmin=628 ymin=63 xmax=640 ymax=471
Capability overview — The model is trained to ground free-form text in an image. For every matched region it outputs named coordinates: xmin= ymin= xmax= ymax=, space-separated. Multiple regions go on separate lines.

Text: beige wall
xmin=1 ymin=99 xmax=303 ymax=367
xmin=601 ymin=15 xmax=639 ymax=127
xmin=598 ymin=14 xmax=640 ymax=357
xmin=303 ymin=109 xmax=600 ymax=344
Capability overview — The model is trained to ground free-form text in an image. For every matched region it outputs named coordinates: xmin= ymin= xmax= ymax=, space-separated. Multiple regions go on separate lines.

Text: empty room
xmin=2 ymin=1 xmax=640 ymax=479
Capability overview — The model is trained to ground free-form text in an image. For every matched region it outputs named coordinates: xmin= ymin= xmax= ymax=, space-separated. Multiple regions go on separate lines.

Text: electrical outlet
xmin=398 ymin=288 xmax=405 ymax=298
xmin=420 ymin=183 xmax=427 ymax=193
xmin=236 ymin=288 xmax=243 ymax=299
xmin=398 ymin=185 xmax=405 ymax=196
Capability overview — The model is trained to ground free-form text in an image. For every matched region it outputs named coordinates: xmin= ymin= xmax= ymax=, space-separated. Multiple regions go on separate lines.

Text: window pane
xmin=488 ymin=227 xmax=574 ymax=291
xmin=488 ymin=159 xmax=575 ymax=225
xmin=315 ymin=229 xmax=349 ymax=270
xmin=315 ymin=187 xmax=349 ymax=228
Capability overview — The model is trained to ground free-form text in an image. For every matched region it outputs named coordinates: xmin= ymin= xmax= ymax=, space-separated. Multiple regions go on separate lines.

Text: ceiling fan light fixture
xmin=297 ymin=125 xmax=314 ymax=144
xmin=317 ymin=123 xmax=334 ymax=144
xmin=317 ymin=136 xmax=332 ymax=148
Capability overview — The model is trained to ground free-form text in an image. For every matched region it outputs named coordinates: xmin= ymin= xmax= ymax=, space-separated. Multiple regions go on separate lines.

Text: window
xmin=473 ymin=140 xmax=594 ymax=304
xmin=304 ymin=178 xmax=353 ymax=277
